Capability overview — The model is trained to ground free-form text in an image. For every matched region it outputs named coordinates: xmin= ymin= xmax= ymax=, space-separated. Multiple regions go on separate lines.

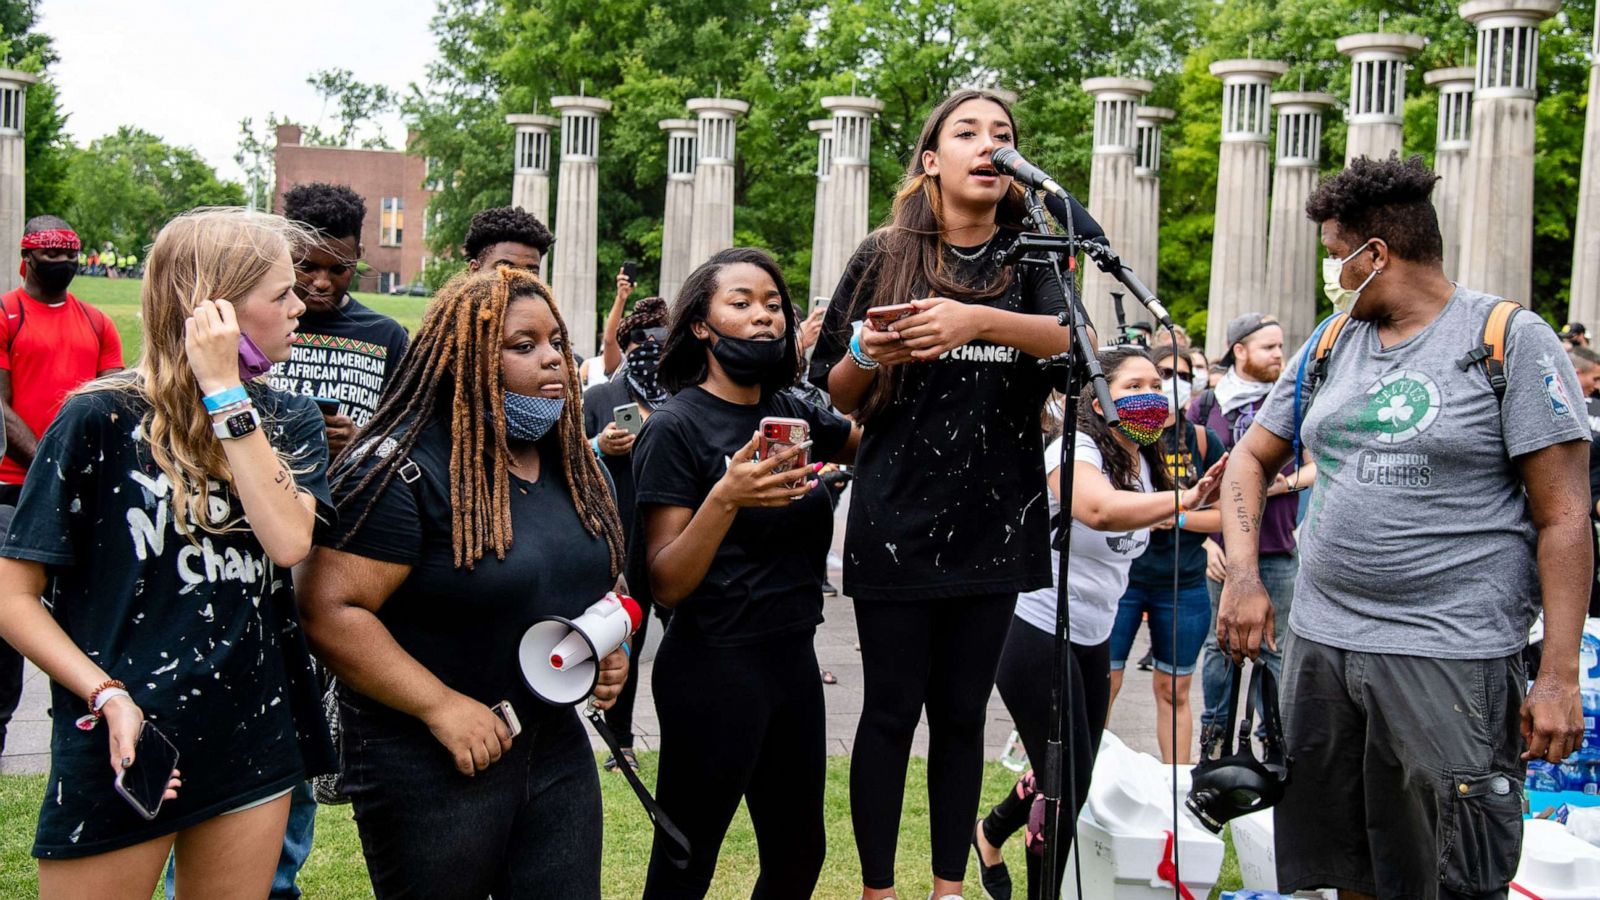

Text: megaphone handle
xmin=583 ymin=709 xmax=693 ymax=868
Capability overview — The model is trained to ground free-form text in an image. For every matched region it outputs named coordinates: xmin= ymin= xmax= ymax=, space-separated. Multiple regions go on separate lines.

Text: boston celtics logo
xmin=1362 ymin=370 xmax=1440 ymax=444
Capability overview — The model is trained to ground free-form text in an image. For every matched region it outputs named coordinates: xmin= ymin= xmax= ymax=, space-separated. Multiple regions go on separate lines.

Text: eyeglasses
xmin=1158 ymin=366 xmax=1194 ymax=383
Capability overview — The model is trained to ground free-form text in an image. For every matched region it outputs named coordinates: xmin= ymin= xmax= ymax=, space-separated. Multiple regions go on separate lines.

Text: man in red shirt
xmin=0 ymin=215 xmax=122 ymax=756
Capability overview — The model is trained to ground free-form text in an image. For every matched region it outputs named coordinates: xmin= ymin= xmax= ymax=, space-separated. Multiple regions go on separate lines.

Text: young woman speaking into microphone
xmin=810 ymin=89 xmax=1073 ymax=900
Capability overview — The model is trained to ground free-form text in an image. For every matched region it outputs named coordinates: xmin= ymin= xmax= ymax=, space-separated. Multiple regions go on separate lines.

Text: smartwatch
xmin=213 ymin=406 xmax=261 ymax=441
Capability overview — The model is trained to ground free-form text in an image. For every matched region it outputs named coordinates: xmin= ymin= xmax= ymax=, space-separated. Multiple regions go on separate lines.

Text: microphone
xmin=1040 ymin=192 xmax=1105 ymax=243
xmin=992 ymin=147 xmax=1073 ymax=205
xmin=1081 ymin=240 xmax=1175 ymax=330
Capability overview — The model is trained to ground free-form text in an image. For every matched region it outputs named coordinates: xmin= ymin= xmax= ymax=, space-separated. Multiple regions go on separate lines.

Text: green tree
xmin=0 ymin=0 xmax=74 ymax=220
xmin=65 ymin=126 xmax=246 ymax=252
xmin=407 ymin=0 xmax=1600 ymax=340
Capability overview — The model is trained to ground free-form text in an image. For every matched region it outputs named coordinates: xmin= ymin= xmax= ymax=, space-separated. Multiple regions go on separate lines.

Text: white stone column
xmin=1336 ymin=32 xmax=1426 ymax=165
xmin=1132 ymin=106 xmax=1175 ymax=298
xmin=1570 ymin=20 xmax=1600 ymax=324
xmin=505 ymin=113 xmax=557 ymax=225
xmin=0 ymin=69 xmax=36 ymax=293
xmin=1207 ymin=59 xmax=1288 ymax=358
xmin=1457 ymin=0 xmax=1560 ymax=304
xmin=817 ymin=95 xmax=885 ymax=300
xmin=807 ymin=119 xmax=834 ymax=300
xmin=657 ymin=119 xmax=697 ymax=304
xmin=550 ymin=95 xmax=612 ymax=356
xmin=1081 ymin=77 xmax=1153 ymax=335
xmin=1265 ymin=92 xmax=1337 ymax=349
xmin=686 ymin=97 xmax=749 ymax=270
xmin=1425 ymin=67 xmax=1476 ymax=280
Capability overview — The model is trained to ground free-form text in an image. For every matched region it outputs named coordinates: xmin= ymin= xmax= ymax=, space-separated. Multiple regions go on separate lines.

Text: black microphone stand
xmin=997 ymin=188 xmax=1116 ymax=898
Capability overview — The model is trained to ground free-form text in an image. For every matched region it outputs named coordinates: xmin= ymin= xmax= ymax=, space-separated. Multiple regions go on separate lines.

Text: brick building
xmin=273 ymin=124 xmax=435 ymax=293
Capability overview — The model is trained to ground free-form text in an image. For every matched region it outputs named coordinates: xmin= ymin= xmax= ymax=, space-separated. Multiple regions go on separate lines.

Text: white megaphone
xmin=518 ymin=592 xmax=644 ymax=706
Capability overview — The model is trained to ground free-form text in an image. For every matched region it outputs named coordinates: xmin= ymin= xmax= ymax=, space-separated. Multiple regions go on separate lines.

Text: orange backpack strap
xmin=1312 ymin=313 xmax=1351 ymax=372
xmin=1456 ymin=299 xmax=1523 ymax=404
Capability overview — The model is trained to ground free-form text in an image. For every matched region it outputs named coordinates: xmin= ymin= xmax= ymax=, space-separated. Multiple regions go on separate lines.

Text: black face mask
xmin=624 ymin=339 xmax=670 ymax=406
xmin=707 ymin=326 xmax=789 ymax=388
xmin=30 ymin=259 xmax=76 ymax=294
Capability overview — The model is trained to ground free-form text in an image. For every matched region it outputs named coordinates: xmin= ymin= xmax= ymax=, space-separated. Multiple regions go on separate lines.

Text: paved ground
xmin=0 ymin=487 xmax=1203 ymax=774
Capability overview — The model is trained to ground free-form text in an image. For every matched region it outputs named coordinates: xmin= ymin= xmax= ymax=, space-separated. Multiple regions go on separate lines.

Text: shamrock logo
xmin=1363 ymin=370 xmax=1440 ymax=445
xmin=1376 ymin=394 xmax=1415 ymax=426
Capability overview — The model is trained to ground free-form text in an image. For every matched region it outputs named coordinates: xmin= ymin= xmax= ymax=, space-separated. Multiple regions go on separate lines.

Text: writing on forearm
xmin=273 ymin=467 xmax=297 ymax=495
xmin=1229 ymin=480 xmax=1254 ymax=534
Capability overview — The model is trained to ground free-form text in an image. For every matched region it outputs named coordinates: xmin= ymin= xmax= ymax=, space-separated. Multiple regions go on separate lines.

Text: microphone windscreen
xmin=1041 ymin=192 xmax=1106 ymax=243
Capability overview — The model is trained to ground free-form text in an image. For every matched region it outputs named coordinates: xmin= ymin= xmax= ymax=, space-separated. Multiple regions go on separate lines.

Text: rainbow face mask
xmin=1113 ymin=392 xmax=1168 ymax=446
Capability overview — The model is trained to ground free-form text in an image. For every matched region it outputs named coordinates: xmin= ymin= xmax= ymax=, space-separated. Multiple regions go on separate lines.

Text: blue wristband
xmin=1177 ymin=512 xmax=1187 ymax=529
xmin=591 ymin=435 xmax=603 ymax=456
xmin=203 ymin=386 xmax=249 ymax=413
xmin=849 ymin=329 xmax=879 ymax=370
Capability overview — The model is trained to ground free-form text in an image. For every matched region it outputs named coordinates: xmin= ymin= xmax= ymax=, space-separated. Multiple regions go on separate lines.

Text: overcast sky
xmin=37 ymin=0 xmax=439 ymax=182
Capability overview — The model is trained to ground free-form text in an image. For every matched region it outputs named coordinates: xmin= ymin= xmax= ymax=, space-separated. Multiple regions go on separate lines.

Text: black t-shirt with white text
xmin=631 ymin=386 xmax=850 ymax=645
xmin=2 ymin=386 xmax=335 ymax=859
xmin=269 ymin=295 xmax=409 ymax=427
xmin=322 ymin=418 xmax=618 ymax=728
xmin=809 ymin=230 xmax=1066 ymax=601
xmin=584 ymin=378 xmax=643 ymax=549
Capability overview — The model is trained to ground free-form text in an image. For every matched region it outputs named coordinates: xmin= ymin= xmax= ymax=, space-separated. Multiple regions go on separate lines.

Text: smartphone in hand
xmin=757 ymin=417 xmax=810 ymax=488
xmin=114 ymin=721 xmax=180 ymax=821
xmin=866 ymin=303 xmax=915 ymax=331
xmin=492 ymin=700 xmax=522 ymax=739
xmin=613 ymin=403 xmax=643 ymax=436
xmin=310 ymin=397 xmax=341 ymax=417
xmin=621 ymin=261 xmax=638 ymax=286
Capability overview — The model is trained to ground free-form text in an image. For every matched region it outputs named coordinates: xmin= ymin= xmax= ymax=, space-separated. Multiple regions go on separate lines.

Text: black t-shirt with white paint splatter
xmin=808 ymin=231 xmax=1066 ymax=601
xmin=2 ymin=386 xmax=335 ymax=859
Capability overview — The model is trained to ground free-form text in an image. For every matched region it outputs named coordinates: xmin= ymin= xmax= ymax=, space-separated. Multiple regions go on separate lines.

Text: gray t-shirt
xmin=1256 ymin=287 xmax=1589 ymax=658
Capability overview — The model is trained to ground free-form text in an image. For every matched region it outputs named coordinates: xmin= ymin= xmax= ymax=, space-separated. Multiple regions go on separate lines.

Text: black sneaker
xmin=971 ymin=821 xmax=1011 ymax=900
xmin=822 ymin=580 xmax=838 ymax=596
xmin=1136 ymin=649 xmax=1154 ymax=671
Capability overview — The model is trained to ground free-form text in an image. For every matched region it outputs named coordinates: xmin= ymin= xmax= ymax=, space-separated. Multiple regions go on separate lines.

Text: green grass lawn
xmin=67 ymin=277 xmax=429 ymax=364
xmin=2 ymin=754 xmax=1241 ymax=899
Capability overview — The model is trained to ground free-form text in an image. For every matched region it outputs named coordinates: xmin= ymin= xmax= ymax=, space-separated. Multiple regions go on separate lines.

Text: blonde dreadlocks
xmin=330 ymin=266 xmax=625 ymax=573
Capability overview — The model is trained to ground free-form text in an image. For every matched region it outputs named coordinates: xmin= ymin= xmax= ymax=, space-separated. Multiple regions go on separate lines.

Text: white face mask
xmin=1162 ymin=376 xmax=1192 ymax=416
xmin=1321 ymin=240 xmax=1380 ymax=315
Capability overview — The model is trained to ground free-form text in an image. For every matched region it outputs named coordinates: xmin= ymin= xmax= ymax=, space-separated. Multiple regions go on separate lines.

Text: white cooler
xmin=1062 ymin=732 xmax=1225 ymax=899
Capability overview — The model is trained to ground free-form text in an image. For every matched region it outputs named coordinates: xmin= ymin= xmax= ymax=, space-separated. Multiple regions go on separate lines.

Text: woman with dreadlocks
xmin=581 ymin=295 xmax=668 ymax=772
xmin=0 ymin=207 xmax=333 ymax=898
xmin=295 ymin=266 xmax=628 ymax=899
xmin=635 ymin=248 xmax=859 ymax=898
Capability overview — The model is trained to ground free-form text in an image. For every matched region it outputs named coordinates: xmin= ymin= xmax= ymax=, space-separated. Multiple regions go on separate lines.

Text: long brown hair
xmin=330 ymin=267 xmax=624 ymax=573
xmin=841 ymin=89 xmax=1033 ymax=423
xmin=81 ymin=207 xmax=316 ymax=540
xmin=1078 ymin=347 xmax=1176 ymax=494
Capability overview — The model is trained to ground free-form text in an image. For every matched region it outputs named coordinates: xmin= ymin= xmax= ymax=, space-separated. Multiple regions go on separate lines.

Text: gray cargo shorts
xmin=1274 ymin=632 xmax=1525 ymax=900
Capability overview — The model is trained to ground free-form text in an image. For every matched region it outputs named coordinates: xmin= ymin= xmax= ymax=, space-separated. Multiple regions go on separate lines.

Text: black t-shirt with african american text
xmin=631 ymin=386 xmax=850 ymax=645
xmin=2 ymin=386 xmax=335 ymax=859
xmin=269 ymin=296 xmax=409 ymax=427
xmin=808 ymin=230 xmax=1067 ymax=602
xmin=321 ymin=418 xmax=618 ymax=729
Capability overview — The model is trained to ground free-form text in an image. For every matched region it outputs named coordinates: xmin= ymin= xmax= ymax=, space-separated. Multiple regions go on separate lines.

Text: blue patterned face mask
xmin=502 ymin=391 xmax=565 ymax=441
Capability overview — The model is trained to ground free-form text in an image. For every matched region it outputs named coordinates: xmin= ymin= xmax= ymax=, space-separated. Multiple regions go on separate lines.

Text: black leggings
xmin=603 ymin=607 xmax=650 ymax=748
xmin=850 ymin=593 xmax=1017 ymax=889
xmin=642 ymin=630 xmax=826 ymax=899
xmin=982 ymin=620 xmax=1112 ymax=900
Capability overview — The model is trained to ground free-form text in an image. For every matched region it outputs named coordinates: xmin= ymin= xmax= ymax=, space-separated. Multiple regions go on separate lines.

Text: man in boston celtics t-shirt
xmin=269 ymin=183 xmax=408 ymax=458
xmin=1217 ymin=156 xmax=1591 ymax=899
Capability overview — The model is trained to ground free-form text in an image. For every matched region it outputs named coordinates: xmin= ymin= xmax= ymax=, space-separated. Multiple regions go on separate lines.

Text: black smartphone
xmin=621 ymin=260 xmax=638 ymax=286
xmin=310 ymin=397 xmax=341 ymax=416
xmin=114 ymin=721 xmax=180 ymax=821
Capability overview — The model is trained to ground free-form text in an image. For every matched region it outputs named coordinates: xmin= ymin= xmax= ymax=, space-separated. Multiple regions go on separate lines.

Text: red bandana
xmin=20 ymin=229 xmax=81 ymax=251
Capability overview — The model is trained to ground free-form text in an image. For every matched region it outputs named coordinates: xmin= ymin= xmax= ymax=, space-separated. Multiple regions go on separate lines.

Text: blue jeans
xmin=1108 ymin=582 xmax=1212 ymax=676
xmin=165 ymin=781 xmax=315 ymax=899
xmin=1200 ymin=551 xmax=1297 ymax=730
